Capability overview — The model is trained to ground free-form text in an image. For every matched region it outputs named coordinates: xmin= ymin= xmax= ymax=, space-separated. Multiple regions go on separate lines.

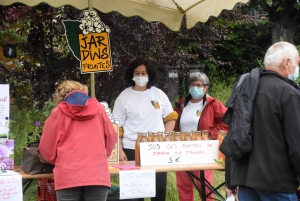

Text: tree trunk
xmin=38 ymin=23 xmax=48 ymax=75
xmin=270 ymin=14 xmax=297 ymax=44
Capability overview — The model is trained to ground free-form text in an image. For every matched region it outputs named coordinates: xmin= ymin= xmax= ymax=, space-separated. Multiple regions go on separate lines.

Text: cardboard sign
xmin=0 ymin=171 xmax=22 ymax=201
xmin=78 ymin=32 xmax=112 ymax=73
xmin=99 ymin=102 xmax=119 ymax=163
xmin=119 ymin=169 xmax=155 ymax=199
xmin=140 ymin=140 xmax=219 ymax=166
xmin=108 ymin=124 xmax=119 ymax=162
xmin=0 ymin=84 xmax=9 ymax=139
xmin=63 ymin=10 xmax=112 ymax=74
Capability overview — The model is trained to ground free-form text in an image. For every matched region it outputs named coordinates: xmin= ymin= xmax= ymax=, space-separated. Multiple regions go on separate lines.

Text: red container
xmin=36 ymin=178 xmax=56 ymax=201
xmin=47 ymin=183 xmax=57 ymax=201
xmin=37 ymin=183 xmax=48 ymax=199
xmin=36 ymin=195 xmax=47 ymax=201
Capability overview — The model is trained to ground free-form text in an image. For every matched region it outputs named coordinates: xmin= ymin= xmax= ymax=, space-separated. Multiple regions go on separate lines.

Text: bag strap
xmin=34 ymin=149 xmax=48 ymax=163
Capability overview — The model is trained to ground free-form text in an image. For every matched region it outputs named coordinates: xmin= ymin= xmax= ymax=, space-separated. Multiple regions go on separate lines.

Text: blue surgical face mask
xmin=189 ymin=87 xmax=204 ymax=99
xmin=287 ymin=66 xmax=299 ymax=81
xmin=294 ymin=66 xmax=299 ymax=80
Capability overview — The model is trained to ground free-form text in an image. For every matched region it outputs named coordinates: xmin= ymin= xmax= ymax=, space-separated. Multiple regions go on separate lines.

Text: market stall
xmin=14 ymin=161 xmax=225 ymax=201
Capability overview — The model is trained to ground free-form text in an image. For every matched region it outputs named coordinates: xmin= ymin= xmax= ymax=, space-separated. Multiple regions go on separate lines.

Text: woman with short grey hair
xmin=173 ymin=72 xmax=228 ymax=201
xmin=188 ymin=72 xmax=210 ymax=87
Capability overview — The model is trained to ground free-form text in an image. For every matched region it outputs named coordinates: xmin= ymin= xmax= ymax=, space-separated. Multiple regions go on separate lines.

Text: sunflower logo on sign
xmin=79 ymin=10 xmax=111 ymax=34
xmin=62 ymin=10 xmax=112 ymax=74
xmin=151 ymin=101 xmax=160 ymax=109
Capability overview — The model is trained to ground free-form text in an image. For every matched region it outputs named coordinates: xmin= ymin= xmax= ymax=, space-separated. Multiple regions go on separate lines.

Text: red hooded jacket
xmin=39 ymin=90 xmax=117 ymax=190
xmin=174 ymin=94 xmax=228 ymax=139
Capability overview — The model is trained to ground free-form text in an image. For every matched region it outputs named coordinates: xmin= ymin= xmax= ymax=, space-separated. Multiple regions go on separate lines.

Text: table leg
xmin=186 ymin=171 xmax=204 ymax=198
xmin=200 ymin=170 xmax=206 ymax=200
xmin=186 ymin=171 xmax=225 ymax=201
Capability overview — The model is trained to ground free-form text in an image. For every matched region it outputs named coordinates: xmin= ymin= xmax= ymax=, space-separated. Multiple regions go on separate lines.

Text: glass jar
xmin=140 ymin=132 xmax=148 ymax=142
xmin=180 ymin=131 xmax=186 ymax=141
xmin=137 ymin=132 xmax=148 ymax=165
xmin=147 ymin=132 xmax=153 ymax=142
xmin=151 ymin=132 xmax=160 ymax=142
xmin=173 ymin=132 xmax=181 ymax=141
xmin=169 ymin=131 xmax=175 ymax=141
xmin=186 ymin=131 xmax=191 ymax=141
xmin=201 ymin=130 xmax=209 ymax=140
xmin=191 ymin=130 xmax=202 ymax=141
xmin=158 ymin=132 xmax=164 ymax=142
xmin=163 ymin=132 xmax=172 ymax=141
xmin=180 ymin=131 xmax=191 ymax=141
xmin=217 ymin=130 xmax=226 ymax=162
xmin=135 ymin=132 xmax=142 ymax=165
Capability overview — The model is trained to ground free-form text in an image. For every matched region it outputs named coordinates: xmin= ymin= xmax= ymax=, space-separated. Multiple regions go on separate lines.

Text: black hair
xmin=124 ymin=57 xmax=158 ymax=89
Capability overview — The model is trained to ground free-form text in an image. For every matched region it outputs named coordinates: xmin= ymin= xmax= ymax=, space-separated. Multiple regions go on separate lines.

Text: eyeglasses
xmin=190 ymin=83 xmax=205 ymax=88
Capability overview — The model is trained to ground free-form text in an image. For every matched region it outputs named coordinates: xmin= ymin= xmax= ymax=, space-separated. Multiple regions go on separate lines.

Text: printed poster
xmin=0 ymin=85 xmax=9 ymax=139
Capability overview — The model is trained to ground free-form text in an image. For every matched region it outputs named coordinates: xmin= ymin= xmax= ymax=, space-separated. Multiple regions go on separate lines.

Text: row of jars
xmin=136 ymin=130 xmax=226 ymax=142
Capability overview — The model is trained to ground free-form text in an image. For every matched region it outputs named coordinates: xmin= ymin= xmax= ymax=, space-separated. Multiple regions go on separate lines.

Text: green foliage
xmin=209 ymin=77 xmax=235 ymax=104
xmin=297 ymin=45 xmax=300 ymax=53
xmin=203 ymin=60 xmax=235 ymax=104
xmin=8 ymin=79 xmax=34 ymax=109
xmin=1 ymin=3 xmax=267 ymax=107
xmin=208 ymin=19 xmax=271 ymax=79
xmin=23 ymin=180 xmax=37 ymax=201
xmin=214 ymin=159 xmax=225 ymax=167
xmin=0 ymin=30 xmax=25 ymax=43
xmin=249 ymin=0 xmax=300 ymax=43
xmin=9 ymin=99 xmax=56 ymax=165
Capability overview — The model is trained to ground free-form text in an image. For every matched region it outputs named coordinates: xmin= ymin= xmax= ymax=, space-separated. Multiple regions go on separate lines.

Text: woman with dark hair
xmin=113 ymin=57 xmax=178 ymax=201
xmin=124 ymin=58 xmax=158 ymax=88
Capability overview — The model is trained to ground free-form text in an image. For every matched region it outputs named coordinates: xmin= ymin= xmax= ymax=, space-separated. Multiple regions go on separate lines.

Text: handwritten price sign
xmin=0 ymin=171 xmax=22 ymax=201
xmin=139 ymin=140 xmax=219 ymax=166
xmin=119 ymin=169 xmax=155 ymax=199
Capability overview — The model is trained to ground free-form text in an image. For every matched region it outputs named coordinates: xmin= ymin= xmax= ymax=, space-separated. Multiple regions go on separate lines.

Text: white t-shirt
xmin=180 ymin=100 xmax=204 ymax=132
xmin=113 ymin=86 xmax=174 ymax=149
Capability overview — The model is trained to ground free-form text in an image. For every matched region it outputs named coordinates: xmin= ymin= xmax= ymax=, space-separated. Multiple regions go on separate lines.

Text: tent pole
xmin=88 ymin=0 xmax=96 ymax=98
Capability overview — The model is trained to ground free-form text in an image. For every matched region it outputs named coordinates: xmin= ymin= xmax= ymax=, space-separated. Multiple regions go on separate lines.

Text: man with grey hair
xmin=226 ymin=41 xmax=300 ymax=201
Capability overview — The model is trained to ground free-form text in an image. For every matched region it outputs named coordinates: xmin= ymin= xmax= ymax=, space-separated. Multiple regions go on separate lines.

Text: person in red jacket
xmin=39 ymin=80 xmax=117 ymax=201
xmin=173 ymin=72 xmax=228 ymax=201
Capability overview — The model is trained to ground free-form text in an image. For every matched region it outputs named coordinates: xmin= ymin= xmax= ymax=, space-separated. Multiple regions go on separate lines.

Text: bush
xmin=9 ymin=99 xmax=56 ymax=165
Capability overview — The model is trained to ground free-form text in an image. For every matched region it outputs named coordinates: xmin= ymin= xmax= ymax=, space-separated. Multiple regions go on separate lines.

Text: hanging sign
xmin=62 ymin=10 xmax=112 ymax=74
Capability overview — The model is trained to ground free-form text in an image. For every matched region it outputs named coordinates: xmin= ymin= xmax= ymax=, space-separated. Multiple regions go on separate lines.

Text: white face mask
xmin=132 ymin=76 xmax=149 ymax=87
